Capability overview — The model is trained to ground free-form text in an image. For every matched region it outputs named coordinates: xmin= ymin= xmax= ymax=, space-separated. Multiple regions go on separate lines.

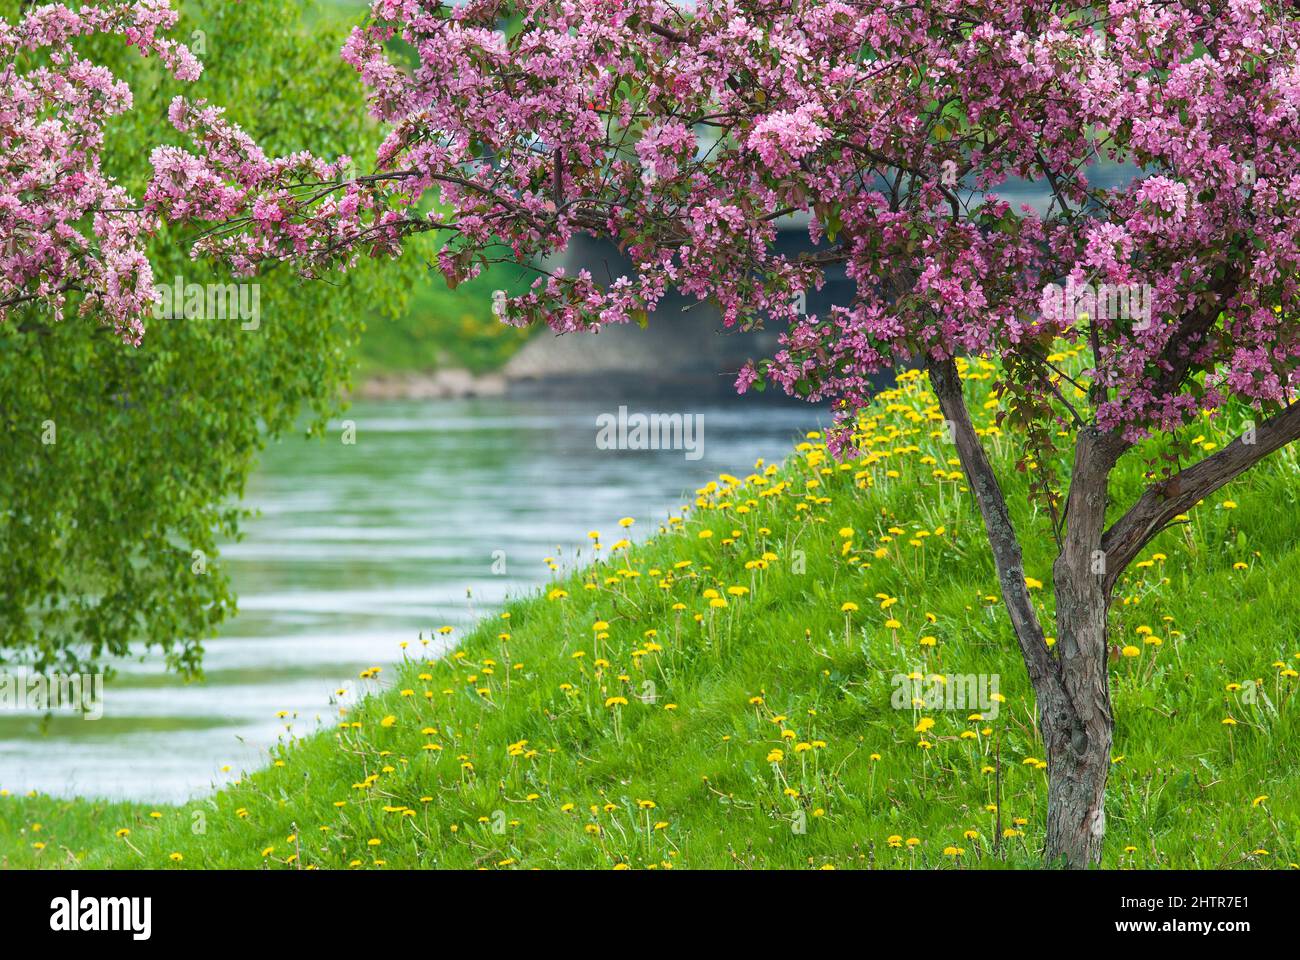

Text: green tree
xmin=0 ymin=0 xmax=422 ymax=675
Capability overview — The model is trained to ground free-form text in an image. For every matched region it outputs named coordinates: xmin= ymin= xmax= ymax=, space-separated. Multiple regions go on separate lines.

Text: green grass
xmin=4 ymin=355 xmax=1299 ymax=869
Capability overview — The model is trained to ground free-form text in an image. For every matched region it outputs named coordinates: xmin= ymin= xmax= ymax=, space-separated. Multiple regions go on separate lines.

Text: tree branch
xmin=1101 ymin=400 xmax=1300 ymax=592
xmin=926 ymin=356 xmax=1058 ymax=687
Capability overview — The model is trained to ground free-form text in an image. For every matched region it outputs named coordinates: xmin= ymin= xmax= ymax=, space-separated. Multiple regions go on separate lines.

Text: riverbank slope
xmin=3 ymin=355 xmax=1297 ymax=869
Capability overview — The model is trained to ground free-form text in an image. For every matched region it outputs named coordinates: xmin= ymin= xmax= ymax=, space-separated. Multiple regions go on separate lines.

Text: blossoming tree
xmin=12 ymin=0 xmax=1300 ymax=866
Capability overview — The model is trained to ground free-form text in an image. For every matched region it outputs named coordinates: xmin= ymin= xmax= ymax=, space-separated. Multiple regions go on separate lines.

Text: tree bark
xmin=927 ymin=358 xmax=1056 ymax=684
xmin=929 ymin=356 xmax=1121 ymax=868
xmin=1041 ymin=567 xmax=1111 ymax=867
xmin=1044 ymin=428 xmax=1123 ymax=867
xmin=1102 ymin=401 xmax=1300 ymax=593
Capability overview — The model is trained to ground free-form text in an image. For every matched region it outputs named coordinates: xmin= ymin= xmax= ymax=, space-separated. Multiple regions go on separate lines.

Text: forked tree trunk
xmin=929 ymin=323 xmax=1300 ymax=865
xmin=930 ymin=357 xmax=1120 ymax=868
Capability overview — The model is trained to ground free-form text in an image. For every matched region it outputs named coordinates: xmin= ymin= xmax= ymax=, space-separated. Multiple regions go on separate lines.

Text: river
xmin=0 ymin=397 xmax=816 ymax=801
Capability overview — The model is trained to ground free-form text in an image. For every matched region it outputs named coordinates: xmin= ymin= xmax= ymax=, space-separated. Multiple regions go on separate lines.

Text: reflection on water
xmin=0 ymin=397 xmax=818 ymax=801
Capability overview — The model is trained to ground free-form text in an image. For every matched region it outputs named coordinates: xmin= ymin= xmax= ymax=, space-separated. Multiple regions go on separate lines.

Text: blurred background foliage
xmin=310 ymin=0 xmax=536 ymax=378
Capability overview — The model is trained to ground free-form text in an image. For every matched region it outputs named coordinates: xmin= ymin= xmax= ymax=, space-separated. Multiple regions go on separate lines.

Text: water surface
xmin=0 ymin=397 xmax=816 ymax=801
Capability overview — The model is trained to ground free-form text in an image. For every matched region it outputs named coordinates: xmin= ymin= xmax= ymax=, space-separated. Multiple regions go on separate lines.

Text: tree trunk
xmin=929 ymin=351 xmax=1300 ymax=865
xmin=929 ymin=358 xmax=1121 ymax=868
xmin=1042 ymin=556 xmax=1113 ymax=867
xmin=1044 ymin=430 xmax=1120 ymax=868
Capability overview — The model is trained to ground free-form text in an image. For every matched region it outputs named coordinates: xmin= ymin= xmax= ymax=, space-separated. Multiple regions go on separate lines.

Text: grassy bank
xmin=3 ymin=355 xmax=1298 ymax=869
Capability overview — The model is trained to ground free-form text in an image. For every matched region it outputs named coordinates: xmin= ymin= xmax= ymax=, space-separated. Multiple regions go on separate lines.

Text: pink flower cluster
xmin=746 ymin=106 xmax=830 ymax=177
xmin=0 ymin=1 xmax=202 ymax=340
xmin=0 ymin=1 xmax=201 ymax=341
